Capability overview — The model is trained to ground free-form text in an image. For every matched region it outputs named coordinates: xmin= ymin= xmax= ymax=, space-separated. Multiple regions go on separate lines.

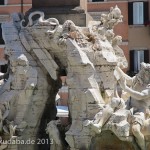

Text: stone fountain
xmin=0 ymin=1 xmax=150 ymax=150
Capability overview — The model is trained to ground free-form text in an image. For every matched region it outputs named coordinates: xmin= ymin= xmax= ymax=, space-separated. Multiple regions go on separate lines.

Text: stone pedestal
xmin=28 ymin=0 xmax=87 ymax=26
xmin=90 ymin=131 xmax=135 ymax=150
xmin=33 ymin=0 xmax=82 ymax=8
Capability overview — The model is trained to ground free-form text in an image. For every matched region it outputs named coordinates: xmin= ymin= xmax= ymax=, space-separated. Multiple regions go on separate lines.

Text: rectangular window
xmin=130 ymin=50 xmax=149 ymax=74
xmin=0 ymin=24 xmax=4 ymax=45
xmin=133 ymin=50 xmax=144 ymax=71
xmin=128 ymin=1 xmax=149 ymax=25
xmin=0 ymin=0 xmax=4 ymax=5
xmin=133 ymin=2 xmax=144 ymax=24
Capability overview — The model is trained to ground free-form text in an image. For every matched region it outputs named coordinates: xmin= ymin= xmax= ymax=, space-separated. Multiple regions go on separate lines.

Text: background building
xmin=128 ymin=0 xmax=149 ymax=75
xmin=88 ymin=0 xmax=150 ymax=75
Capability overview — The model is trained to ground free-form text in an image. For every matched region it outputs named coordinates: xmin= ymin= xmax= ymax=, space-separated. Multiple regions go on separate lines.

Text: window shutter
xmin=0 ymin=0 xmax=4 ymax=5
xmin=144 ymin=2 xmax=149 ymax=24
xmin=144 ymin=50 xmax=150 ymax=63
xmin=0 ymin=24 xmax=4 ymax=45
xmin=128 ymin=2 xmax=133 ymax=25
xmin=130 ymin=50 xmax=135 ymax=71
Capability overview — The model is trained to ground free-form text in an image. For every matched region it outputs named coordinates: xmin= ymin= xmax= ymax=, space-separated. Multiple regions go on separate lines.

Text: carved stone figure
xmin=85 ymin=88 xmax=126 ymax=134
xmin=115 ymin=63 xmax=150 ymax=150
xmin=46 ymin=120 xmax=63 ymax=150
xmin=100 ymin=5 xmax=123 ymax=29
xmin=112 ymin=36 xmax=128 ymax=69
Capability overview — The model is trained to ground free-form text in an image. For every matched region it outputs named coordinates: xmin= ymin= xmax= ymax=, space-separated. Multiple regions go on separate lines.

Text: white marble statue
xmin=84 ymin=87 xmax=126 ymax=133
xmin=100 ymin=5 xmax=123 ymax=29
xmin=83 ymin=63 xmax=150 ymax=150
xmin=115 ymin=62 xmax=150 ymax=150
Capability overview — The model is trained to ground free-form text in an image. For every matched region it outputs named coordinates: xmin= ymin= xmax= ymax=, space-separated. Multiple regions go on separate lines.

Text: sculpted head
xmin=112 ymin=35 xmax=122 ymax=46
xmin=10 ymin=54 xmax=29 ymax=73
xmin=17 ymin=54 xmax=29 ymax=66
xmin=106 ymin=29 xmax=115 ymax=40
xmin=62 ymin=20 xmax=76 ymax=32
xmin=110 ymin=5 xmax=123 ymax=20
xmin=136 ymin=62 xmax=150 ymax=85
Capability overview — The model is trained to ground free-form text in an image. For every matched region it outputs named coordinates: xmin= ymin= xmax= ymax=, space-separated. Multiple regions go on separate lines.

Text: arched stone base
xmin=90 ymin=131 xmax=136 ymax=150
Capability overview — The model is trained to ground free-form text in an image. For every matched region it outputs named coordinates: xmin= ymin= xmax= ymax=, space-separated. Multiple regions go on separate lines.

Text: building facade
xmin=88 ymin=0 xmax=150 ymax=75
xmin=128 ymin=0 xmax=150 ymax=75
xmin=0 ymin=0 xmax=32 ymax=71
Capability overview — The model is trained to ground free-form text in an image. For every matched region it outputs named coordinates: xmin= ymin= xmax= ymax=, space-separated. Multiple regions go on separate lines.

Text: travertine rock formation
xmin=2 ymin=5 xmax=149 ymax=150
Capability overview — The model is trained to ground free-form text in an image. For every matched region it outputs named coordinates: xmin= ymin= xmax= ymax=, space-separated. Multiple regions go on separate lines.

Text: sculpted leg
xmin=132 ymin=123 xmax=146 ymax=150
xmin=90 ymin=106 xmax=113 ymax=133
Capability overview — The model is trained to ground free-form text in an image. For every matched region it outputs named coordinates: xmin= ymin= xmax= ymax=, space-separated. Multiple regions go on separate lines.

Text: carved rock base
xmin=90 ymin=131 xmax=137 ymax=150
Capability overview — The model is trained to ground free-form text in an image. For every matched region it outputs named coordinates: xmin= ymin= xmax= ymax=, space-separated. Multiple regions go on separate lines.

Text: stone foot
xmin=83 ymin=120 xmax=92 ymax=127
xmin=90 ymin=123 xmax=101 ymax=133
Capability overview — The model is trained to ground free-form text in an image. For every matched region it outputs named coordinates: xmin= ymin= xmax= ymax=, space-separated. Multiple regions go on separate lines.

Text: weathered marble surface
xmin=87 ymin=63 xmax=150 ymax=150
xmin=1 ymin=5 xmax=149 ymax=150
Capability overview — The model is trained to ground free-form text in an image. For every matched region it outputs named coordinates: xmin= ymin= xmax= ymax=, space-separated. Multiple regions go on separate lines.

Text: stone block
xmin=46 ymin=13 xmax=86 ymax=27
xmin=32 ymin=0 xmax=83 ymax=8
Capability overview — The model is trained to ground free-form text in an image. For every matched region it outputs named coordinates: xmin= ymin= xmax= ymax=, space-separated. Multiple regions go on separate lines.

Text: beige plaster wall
xmin=129 ymin=26 xmax=150 ymax=50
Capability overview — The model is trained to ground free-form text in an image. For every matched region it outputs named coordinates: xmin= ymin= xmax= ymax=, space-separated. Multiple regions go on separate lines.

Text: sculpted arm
xmin=115 ymin=66 xmax=134 ymax=86
xmin=124 ymin=87 xmax=150 ymax=100
xmin=119 ymin=79 xmax=150 ymax=100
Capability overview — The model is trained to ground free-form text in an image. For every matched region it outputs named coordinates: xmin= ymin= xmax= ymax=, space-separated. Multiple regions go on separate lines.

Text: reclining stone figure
xmin=84 ymin=62 xmax=150 ymax=150
xmin=115 ymin=62 xmax=150 ymax=150
xmin=83 ymin=88 xmax=126 ymax=133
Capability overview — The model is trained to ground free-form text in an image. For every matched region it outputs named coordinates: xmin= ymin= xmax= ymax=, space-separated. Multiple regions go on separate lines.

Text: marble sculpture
xmin=0 ymin=5 xmax=149 ymax=150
